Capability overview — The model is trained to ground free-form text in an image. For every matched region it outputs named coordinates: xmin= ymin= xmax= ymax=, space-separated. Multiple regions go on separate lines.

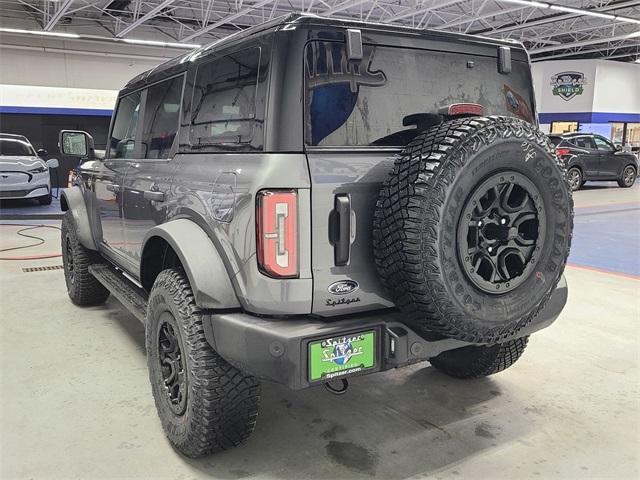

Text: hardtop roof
xmin=122 ymin=13 xmax=527 ymax=93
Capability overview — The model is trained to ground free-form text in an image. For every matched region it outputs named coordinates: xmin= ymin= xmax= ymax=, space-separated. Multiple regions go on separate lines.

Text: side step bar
xmin=88 ymin=264 xmax=148 ymax=323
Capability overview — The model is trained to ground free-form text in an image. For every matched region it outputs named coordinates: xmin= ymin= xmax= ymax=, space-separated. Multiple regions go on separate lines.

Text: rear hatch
xmin=304 ymin=36 xmax=536 ymax=316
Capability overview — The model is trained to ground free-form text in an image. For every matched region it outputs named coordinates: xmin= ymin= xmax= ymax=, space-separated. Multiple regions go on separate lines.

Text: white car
xmin=0 ymin=133 xmax=58 ymax=205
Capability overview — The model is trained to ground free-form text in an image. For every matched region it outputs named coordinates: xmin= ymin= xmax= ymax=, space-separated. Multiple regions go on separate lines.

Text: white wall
xmin=532 ymin=59 xmax=640 ymax=115
xmin=592 ymin=61 xmax=640 ymax=114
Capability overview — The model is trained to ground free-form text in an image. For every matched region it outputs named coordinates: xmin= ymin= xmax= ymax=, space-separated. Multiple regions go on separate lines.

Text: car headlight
xmin=28 ymin=166 xmax=47 ymax=174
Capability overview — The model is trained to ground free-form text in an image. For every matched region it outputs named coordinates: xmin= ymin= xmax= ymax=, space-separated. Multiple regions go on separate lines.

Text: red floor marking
xmin=566 ymin=263 xmax=640 ymax=281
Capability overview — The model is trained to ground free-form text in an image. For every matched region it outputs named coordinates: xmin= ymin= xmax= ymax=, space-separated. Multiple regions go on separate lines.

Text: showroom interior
xmin=0 ymin=0 xmax=639 ymax=478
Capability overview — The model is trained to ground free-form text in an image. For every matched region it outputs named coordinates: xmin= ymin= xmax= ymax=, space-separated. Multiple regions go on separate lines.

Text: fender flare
xmin=60 ymin=187 xmax=98 ymax=250
xmin=141 ymin=219 xmax=240 ymax=310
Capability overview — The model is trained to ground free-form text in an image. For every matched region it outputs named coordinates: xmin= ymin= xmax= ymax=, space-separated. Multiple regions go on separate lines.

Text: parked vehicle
xmin=0 ymin=133 xmax=59 ymax=205
xmin=549 ymin=133 xmax=638 ymax=191
xmin=57 ymin=14 xmax=573 ymax=458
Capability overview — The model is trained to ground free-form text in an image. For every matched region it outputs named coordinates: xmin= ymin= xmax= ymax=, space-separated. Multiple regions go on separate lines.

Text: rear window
xmin=548 ymin=136 xmax=563 ymax=146
xmin=304 ymin=41 xmax=535 ymax=147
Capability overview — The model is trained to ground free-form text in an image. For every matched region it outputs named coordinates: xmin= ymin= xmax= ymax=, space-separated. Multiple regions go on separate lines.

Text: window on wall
xmin=141 ymin=76 xmax=183 ymax=159
xmin=550 ymin=121 xmax=578 ymax=134
xmin=110 ymin=92 xmax=141 ymax=159
xmin=190 ymin=47 xmax=266 ymax=149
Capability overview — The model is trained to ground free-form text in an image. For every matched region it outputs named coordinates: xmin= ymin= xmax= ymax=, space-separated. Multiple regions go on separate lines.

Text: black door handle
xmin=329 ymin=195 xmax=351 ymax=266
xmin=143 ymin=190 xmax=165 ymax=202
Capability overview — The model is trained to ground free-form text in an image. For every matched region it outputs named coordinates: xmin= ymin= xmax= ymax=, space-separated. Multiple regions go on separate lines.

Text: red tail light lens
xmin=556 ymin=147 xmax=571 ymax=157
xmin=256 ymin=190 xmax=298 ymax=278
xmin=443 ymin=103 xmax=484 ymax=116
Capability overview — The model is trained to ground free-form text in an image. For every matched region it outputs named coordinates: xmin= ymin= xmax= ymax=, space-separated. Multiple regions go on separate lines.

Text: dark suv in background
xmin=549 ymin=133 xmax=638 ymax=191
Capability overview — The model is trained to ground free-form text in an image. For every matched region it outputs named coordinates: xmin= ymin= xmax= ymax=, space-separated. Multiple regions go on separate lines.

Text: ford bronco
xmin=58 ymin=14 xmax=573 ymax=458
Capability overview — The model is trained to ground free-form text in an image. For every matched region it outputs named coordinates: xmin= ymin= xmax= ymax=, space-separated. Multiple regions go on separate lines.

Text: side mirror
xmin=59 ymin=130 xmax=95 ymax=159
xmin=615 ymin=144 xmax=622 ymax=152
xmin=37 ymin=148 xmax=48 ymax=158
xmin=46 ymin=158 xmax=59 ymax=169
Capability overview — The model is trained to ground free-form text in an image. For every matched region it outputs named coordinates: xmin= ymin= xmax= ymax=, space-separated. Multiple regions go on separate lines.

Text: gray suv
xmin=58 ymin=14 xmax=573 ymax=458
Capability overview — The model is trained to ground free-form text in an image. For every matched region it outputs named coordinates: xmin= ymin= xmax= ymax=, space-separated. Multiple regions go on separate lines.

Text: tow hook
xmin=324 ymin=378 xmax=349 ymax=395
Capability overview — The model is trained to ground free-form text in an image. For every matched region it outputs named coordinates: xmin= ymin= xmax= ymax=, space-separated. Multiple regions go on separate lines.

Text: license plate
xmin=308 ymin=330 xmax=376 ymax=382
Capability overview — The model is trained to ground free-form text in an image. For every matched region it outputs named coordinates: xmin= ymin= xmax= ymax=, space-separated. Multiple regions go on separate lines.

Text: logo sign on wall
xmin=550 ymin=71 xmax=586 ymax=101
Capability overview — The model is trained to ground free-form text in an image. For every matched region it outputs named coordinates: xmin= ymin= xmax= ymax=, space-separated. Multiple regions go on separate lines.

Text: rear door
xmin=571 ymin=136 xmax=600 ymax=177
xmin=121 ymin=75 xmax=184 ymax=267
xmin=304 ymin=39 xmax=536 ymax=316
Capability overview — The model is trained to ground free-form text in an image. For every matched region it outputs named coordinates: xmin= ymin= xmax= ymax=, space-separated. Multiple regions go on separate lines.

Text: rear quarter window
xmin=189 ymin=47 xmax=268 ymax=150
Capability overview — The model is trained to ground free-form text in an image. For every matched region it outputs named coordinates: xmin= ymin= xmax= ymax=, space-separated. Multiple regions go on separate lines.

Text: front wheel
xmin=430 ymin=337 xmax=529 ymax=379
xmin=618 ymin=165 xmax=637 ymax=188
xmin=146 ymin=269 xmax=261 ymax=458
xmin=61 ymin=211 xmax=109 ymax=305
xmin=38 ymin=191 xmax=52 ymax=205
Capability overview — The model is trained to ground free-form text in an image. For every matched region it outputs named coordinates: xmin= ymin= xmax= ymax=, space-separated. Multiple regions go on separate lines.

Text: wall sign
xmin=550 ymin=71 xmax=586 ymax=101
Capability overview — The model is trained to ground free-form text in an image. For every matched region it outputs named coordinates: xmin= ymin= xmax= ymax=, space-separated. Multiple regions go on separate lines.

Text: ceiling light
xmin=0 ymin=27 xmax=79 ymax=38
xmin=500 ymin=0 xmax=548 ymax=7
xmin=122 ymin=38 xmax=200 ymax=49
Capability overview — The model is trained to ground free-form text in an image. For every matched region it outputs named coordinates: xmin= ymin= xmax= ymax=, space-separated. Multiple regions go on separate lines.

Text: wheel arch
xmin=140 ymin=219 xmax=240 ymax=310
xmin=60 ymin=186 xmax=97 ymax=250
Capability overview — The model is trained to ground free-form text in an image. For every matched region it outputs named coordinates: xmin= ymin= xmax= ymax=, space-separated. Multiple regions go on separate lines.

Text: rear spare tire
xmin=430 ymin=337 xmax=529 ymax=379
xmin=373 ymin=116 xmax=573 ymax=343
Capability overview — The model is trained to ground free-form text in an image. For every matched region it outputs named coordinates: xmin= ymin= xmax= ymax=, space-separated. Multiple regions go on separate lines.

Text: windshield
xmin=0 ymin=137 xmax=36 ymax=156
xmin=304 ymin=41 xmax=535 ymax=147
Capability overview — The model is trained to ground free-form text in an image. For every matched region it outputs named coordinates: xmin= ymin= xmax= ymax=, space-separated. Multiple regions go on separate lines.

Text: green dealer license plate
xmin=308 ymin=330 xmax=376 ymax=382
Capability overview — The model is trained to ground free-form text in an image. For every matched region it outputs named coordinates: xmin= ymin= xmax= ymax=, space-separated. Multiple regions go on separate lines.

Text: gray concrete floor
xmin=1 ymin=184 xmax=639 ymax=479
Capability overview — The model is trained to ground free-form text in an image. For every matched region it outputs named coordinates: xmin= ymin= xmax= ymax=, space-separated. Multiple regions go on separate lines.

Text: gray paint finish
xmin=307 ymin=150 xmax=396 ymax=316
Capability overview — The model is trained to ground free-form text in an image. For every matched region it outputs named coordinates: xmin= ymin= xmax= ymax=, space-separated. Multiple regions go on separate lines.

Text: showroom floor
xmin=0 ymin=183 xmax=638 ymax=479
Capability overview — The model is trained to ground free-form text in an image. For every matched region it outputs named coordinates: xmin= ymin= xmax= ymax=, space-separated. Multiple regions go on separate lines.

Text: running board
xmin=88 ymin=264 xmax=148 ymax=323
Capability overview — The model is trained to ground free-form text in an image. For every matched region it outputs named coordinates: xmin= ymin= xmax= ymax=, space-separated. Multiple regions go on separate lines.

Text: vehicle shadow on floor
xmin=107 ymin=299 xmax=532 ymax=480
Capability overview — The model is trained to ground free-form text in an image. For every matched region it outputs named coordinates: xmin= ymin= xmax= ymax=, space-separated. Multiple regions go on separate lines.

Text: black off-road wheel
xmin=374 ymin=116 xmax=573 ymax=344
xmin=61 ymin=211 xmax=109 ymax=306
xmin=146 ymin=269 xmax=261 ymax=458
xmin=618 ymin=165 xmax=636 ymax=188
xmin=430 ymin=337 xmax=529 ymax=379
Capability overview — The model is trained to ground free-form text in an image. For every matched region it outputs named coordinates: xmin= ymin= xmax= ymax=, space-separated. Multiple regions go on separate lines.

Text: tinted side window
xmin=572 ymin=137 xmax=595 ymax=149
xmin=190 ymin=47 xmax=266 ymax=149
xmin=594 ymin=137 xmax=614 ymax=151
xmin=141 ymin=76 xmax=183 ymax=159
xmin=110 ymin=92 xmax=141 ymax=159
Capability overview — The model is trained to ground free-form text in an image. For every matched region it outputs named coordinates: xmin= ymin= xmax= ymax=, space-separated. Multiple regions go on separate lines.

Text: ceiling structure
xmin=0 ymin=0 xmax=639 ymax=62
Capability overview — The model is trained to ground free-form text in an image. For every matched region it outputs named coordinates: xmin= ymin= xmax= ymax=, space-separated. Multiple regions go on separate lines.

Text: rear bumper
xmin=205 ymin=275 xmax=568 ymax=390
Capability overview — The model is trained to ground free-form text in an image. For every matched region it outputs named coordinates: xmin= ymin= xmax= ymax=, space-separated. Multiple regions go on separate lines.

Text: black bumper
xmin=204 ymin=276 xmax=568 ymax=390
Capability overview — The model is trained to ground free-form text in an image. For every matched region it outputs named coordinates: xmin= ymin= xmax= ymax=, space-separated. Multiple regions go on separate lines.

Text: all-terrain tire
xmin=373 ymin=116 xmax=573 ymax=344
xmin=146 ymin=269 xmax=261 ymax=458
xmin=430 ymin=336 xmax=529 ymax=379
xmin=618 ymin=164 xmax=637 ymax=188
xmin=61 ymin=211 xmax=110 ymax=306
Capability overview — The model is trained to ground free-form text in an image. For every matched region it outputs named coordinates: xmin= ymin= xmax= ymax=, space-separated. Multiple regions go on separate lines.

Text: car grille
xmin=0 ymin=190 xmax=29 ymax=197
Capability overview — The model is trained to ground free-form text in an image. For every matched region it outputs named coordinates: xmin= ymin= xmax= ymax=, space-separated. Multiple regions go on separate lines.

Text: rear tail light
xmin=556 ymin=147 xmax=571 ymax=157
xmin=256 ymin=190 xmax=298 ymax=278
xmin=440 ymin=103 xmax=484 ymax=117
